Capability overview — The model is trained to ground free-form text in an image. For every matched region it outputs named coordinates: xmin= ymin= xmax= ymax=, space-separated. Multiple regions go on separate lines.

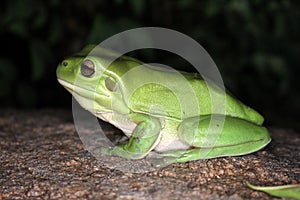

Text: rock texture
xmin=0 ymin=109 xmax=299 ymax=199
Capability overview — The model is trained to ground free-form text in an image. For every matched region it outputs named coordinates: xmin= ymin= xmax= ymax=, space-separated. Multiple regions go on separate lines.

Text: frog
xmin=56 ymin=45 xmax=271 ymax=166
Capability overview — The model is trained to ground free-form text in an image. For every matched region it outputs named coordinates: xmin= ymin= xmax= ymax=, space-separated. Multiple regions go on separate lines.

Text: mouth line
xmin=57 ymin=78 xmax=109 ymax=98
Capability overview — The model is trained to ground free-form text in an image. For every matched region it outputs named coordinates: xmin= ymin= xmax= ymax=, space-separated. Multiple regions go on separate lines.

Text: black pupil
xmin=81 ymin=60 xmax=95 ymax=77
xmin=62 ymin=61 xmax=68 ymax=66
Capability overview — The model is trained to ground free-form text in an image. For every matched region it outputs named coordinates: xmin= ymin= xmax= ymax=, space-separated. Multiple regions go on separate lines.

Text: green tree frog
xmin=56 ymin=45 xmax=271 ymax=165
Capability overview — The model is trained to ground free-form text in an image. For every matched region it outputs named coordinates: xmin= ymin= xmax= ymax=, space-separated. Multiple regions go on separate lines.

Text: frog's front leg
xmin=149 ymin=115 xmax=271 ymax=166
xmin=96 ymin=113 xmax=161 ymax=159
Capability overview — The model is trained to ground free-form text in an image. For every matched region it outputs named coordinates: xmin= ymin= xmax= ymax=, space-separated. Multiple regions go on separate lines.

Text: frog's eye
xmin=105 ymin=77 xmax=118 ymax=92
xmin=81 ymin=59 xmax=95 ymax=77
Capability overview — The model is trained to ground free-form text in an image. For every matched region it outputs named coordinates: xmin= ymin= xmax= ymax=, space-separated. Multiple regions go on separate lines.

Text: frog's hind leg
xmin=147 ymin=148 xmax=212 ymax=167
xmin=149 ymin=115 xmax=270 ymax=167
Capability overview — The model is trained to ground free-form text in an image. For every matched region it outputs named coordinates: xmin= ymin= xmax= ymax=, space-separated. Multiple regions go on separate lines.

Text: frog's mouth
xmin=57 ymin=78 xmax=109 ymax=98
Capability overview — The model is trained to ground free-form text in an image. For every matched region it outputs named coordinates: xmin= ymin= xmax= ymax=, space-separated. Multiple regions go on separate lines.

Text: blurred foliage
xmin=0 ymin=0 xmax=299 ymax=127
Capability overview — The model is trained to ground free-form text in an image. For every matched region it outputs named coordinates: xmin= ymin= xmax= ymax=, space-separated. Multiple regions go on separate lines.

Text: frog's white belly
xmin=96 ymin=112 xmax=190 ymax=152
xmin=154 ymin=120 xmax=191 ymax=152
xmin=96 ymin=112 xmax=136 ymax=136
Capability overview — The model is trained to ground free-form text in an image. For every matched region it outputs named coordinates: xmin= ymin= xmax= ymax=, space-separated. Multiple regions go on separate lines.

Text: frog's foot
xmin=93 ymin=146 xmax=114 ymax=156
xmin=147 ymin=149 xmax=208 ymax=166
xmin=93 ymin=146 xmax=146 ymax=159
xmin=146 ymin=156 xmax=172 ymax=168
xmin=146 ymin=151 xmax=185 ymax=167
xmin=146 ymin=151 xmax=183 ymax=159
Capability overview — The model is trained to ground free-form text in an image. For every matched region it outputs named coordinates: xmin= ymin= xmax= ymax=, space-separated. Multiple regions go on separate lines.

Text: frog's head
xmin=56 ymin=45 xmax=133 ymax=115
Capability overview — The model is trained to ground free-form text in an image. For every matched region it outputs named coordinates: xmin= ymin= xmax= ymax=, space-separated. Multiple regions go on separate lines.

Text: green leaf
xmin=0 ymin=59 xmax=17 ymax=97
xmin=205 ymin=0 xmax=223 ymax=17
xmin=3 ymin=0 xmax=34 ymax=22
xmin=86 ymin=14 xmax=118 ymax=44
xmin=16 ymin=83 xmax=37 ymax=108
xmin=3 ymin=0 xmax=34 ymax=38
xmin=115 ymin=0 xmax=125 ymax=5
xmin=178 ymin=0 xmax=195 ymax=8
xmin=48 ymin=16 xmax=63 ymax=44
xmin=247 ymin=182 xmax=300 ymax=200
xmin=29 ymin=40 xmax=51 ymax=81
xmin=31 ymin=3 xmax=47 ymax=29
xmin=129 ymin=0 xmax=145 ymax=16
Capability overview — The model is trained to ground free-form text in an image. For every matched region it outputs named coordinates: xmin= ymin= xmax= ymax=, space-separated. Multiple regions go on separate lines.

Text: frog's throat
xmin=57 ymin=78 xmax=109 ymax=98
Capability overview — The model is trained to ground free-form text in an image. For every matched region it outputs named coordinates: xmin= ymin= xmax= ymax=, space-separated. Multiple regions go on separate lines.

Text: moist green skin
xmin=57 ymin=45 xmax=271 ymax=166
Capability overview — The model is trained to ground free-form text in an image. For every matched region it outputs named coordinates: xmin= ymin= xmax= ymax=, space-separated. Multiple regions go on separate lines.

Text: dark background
xmin=0 ymin=0 xmax=299 ymax=130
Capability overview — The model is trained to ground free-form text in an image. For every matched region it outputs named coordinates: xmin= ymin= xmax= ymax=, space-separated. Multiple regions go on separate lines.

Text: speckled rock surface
xmin=0 ymin=109 xmax=299 ymax=199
